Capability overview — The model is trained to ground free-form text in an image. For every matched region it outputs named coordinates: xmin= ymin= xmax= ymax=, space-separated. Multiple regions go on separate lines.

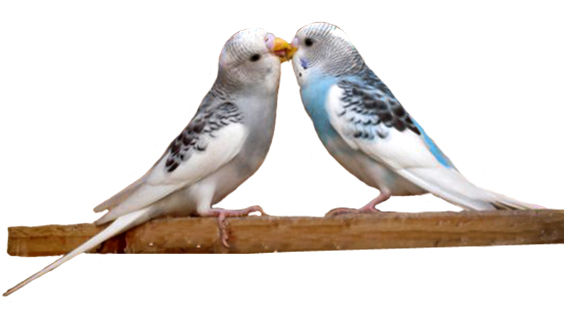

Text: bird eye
xmin=250 ymin=54 xmax=261 ymax=62
xmin=304 ymin=38 xmax=314 ymax=47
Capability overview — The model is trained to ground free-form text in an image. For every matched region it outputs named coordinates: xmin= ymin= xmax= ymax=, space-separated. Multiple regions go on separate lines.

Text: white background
xmin=1 ymin=0 xmax=563 ymax=315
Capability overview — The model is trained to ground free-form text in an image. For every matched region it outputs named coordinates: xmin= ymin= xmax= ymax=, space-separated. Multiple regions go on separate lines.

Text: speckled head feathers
xmin=216 ymin=28 xmax=282 ymax=88
xmin=221 ymin=28 xmax=270 ymax=62
xmin=292 ymin=22 xmax=365 ymax=76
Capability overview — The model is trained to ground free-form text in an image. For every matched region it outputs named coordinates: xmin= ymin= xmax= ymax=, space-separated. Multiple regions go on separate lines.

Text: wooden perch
xmin=7 ymin=209 xmax=564 ymax=256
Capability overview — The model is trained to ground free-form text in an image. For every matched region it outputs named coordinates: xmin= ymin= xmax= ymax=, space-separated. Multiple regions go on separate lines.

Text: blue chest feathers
xmin=300 ymin=76 xmax=339 ymax=144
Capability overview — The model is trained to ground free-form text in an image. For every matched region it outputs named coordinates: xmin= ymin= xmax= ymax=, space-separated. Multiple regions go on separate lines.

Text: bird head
xmin=288 ymin=22 xmax=365 ymax=85
xmin=217 ymin=28 xmax=293 ymax=89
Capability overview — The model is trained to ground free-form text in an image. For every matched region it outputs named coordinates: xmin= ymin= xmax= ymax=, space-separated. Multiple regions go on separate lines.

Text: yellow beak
xmin=272 ymin=37 xmax=297 ymax=63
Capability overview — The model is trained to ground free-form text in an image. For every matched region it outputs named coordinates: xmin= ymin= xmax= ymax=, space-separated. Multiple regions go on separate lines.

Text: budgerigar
xmin=289 ymin=22 xmax=541 ymax=215
xmin=4 ymin=28 xmax=292 ymax=296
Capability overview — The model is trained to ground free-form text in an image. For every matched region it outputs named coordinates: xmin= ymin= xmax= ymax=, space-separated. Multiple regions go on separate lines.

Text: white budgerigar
xmin=289 ymin=22 xmax=541 ymax=215
xmin=4 ymin=28 xmax=292 ymax=296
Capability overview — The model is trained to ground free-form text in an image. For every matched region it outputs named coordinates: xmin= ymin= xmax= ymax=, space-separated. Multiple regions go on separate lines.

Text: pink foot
xmin=208 ymin=205 xmax=267 ymax=248
xmin=325 ymin=192 xmax=391 ymax=217
xmin=325 ymin=206 xmax=381 ymax=217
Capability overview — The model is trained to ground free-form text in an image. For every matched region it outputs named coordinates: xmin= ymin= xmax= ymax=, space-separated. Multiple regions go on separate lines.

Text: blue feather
xmin=412 ymin=120 xmax=456 ymax=169
xmin=300 ymin=74 xmax=339 ymax=143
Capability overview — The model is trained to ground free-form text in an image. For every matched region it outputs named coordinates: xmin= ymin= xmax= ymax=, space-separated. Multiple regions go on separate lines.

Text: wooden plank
xmin=7 ymin=209 xmax=564 ymax=256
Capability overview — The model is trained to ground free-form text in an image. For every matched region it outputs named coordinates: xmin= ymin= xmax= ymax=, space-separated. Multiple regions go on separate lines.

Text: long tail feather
xmin=397 ymin=167 xmax=543 ymax=211
xmin=490 ymin=192 xmax=545 ymax=210
xmin=3 ymin=208 xmax=152 ymax=296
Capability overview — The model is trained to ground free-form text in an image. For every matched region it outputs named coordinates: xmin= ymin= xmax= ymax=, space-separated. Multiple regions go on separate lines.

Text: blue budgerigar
xmin=289 ymin=22 xmax=541 ymax=215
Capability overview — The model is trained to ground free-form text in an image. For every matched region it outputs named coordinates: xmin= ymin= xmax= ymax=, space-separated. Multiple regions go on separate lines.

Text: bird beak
xmin=286 ymin=42 xmax=297 ymax=61
xmin=271 ymin=38 xmax=296 ymax=63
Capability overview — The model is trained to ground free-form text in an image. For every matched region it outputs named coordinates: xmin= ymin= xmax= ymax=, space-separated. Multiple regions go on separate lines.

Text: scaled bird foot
xmin=325 ymin=206 xmax=382 ymax=217
xmin=208 ymin=206 xmax=268 ymax=248
xmin=326 ymin=192 xmax=390 ymax=217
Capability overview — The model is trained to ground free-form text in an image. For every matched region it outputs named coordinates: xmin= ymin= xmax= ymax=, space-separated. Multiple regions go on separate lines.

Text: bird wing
xmin=326 ymin=69 xmax=511 ymax=210
xmin=93 ymin=99 xmax=248 ymax=223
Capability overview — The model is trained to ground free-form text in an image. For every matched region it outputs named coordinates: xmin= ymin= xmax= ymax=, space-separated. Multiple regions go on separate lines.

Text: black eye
xmin=304 ymin=38 xmax=314 ymax=47
xmin=250 ymin=54 xmax=261 ymax=62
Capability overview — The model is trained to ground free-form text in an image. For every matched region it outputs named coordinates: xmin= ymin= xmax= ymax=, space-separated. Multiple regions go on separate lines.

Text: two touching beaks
xmin=269 ymin=36 xmax=296 ymax=63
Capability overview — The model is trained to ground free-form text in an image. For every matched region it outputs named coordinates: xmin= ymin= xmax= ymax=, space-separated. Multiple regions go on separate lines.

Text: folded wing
xmin=327 ymin=69 xmax=539 ymax=210
xmin=94 ymin=100 xmax=248 ymax=224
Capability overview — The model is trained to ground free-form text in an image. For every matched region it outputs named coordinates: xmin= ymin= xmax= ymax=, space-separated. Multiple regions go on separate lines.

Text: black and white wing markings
xmin=93 ymin=100 xmax=246 ymax=223
xmin=336 ymin=70 xmax=420 ymax=141
xmin=165 ymin=102 xmax=243 ymax=173
xmin=328 ymin=69 xmax=519 ymax=211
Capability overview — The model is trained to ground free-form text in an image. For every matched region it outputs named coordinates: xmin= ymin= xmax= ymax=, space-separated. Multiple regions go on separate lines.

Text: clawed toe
xmin=325 ymin=207 xmax=381 ymax=217
xmin=325 ymin=207 xmax=359 ymax=217
xmin=247 ymin=205 xmax=269 ymax=217
xmin=210 ymin=205 xmax=269 ymax=248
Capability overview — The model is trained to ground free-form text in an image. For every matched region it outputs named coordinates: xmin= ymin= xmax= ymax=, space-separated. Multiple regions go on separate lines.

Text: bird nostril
xmin=264 ymin=34 xmax=275 ymax=50
xmin=291 ymin=36 xmax=299 ymax=48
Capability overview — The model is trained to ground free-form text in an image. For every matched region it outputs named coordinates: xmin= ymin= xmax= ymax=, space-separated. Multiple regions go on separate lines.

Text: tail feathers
xmin=94 ymin=177 xmax=146 ymax=212
xmin=3 ymin=208 xmax=152 ymax=297
xmin=94 ymin=210 xmax=120 ymax=226
xmin=396 ymin=166 xmax=543 ymax=211
xmin=489 ymin=192 xmax=545 ymax=210
xmin=398 ymin=167 xmax=499 ymax=210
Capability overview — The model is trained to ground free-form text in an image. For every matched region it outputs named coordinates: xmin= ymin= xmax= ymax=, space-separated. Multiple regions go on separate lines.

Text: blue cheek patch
xmin=300 ymin=58 xmax=309 ymax=69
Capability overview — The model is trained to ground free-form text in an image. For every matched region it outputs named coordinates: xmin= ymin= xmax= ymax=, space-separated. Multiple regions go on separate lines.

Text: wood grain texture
xmin=7 ymin=209 xmax=564 ymax=256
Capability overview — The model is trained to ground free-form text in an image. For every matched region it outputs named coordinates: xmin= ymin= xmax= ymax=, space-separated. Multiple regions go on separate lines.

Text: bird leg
xmin=325 ymin=192 xmax=391 ymax=217
xmin=208 ymin=205 xmax=267 ymax=248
